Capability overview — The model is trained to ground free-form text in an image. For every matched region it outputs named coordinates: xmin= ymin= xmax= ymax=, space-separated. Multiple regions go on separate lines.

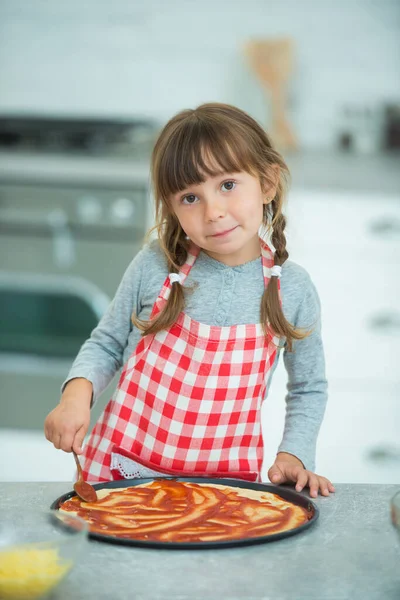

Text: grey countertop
xmin=0 ymin=149 xmax=399 ymax=195
xmin=285 ymin=149 xmax=400 ymax=196
xmin=0 ymin=482 xmax=399 ymax=600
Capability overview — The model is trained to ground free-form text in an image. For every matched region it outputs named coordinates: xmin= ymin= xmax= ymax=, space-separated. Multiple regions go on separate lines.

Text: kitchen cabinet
xmin=262 ymin=363 xmax=400 ymax=484
xmin=296 ymin=257 xmax=399 ymax=382
xmin=284 ymin=188 xmax=400 ymax=255
xmin=261 ymin=188 xmax=400 ymax=483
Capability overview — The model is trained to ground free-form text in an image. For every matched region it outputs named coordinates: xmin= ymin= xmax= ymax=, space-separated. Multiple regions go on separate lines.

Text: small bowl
xmin=0 ymin=508 xmax=88 ymax=600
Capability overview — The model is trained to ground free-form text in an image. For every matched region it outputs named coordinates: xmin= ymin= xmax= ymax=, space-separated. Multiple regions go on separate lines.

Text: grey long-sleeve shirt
xmin=64 ymin=239 xmax=328 ymax=472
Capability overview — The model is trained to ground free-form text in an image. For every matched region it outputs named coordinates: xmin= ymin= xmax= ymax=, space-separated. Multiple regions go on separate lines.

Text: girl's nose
xmin=204 ymin=198 xmax=226 ymax=222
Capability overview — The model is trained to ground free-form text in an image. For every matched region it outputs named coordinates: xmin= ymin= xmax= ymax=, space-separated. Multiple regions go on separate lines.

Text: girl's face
xmin=171 ymin=170 xmax=275 ymax=266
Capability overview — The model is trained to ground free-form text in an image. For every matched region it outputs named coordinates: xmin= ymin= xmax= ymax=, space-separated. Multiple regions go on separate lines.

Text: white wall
xmin=0 ymin=0 xmax=399 ymax=148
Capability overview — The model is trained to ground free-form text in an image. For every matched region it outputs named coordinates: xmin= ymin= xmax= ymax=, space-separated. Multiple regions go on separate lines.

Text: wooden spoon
xmin=244 ymin=37 xmax=298 ymax=151
xmin=73 ymin=451 xmax=98 ymax=503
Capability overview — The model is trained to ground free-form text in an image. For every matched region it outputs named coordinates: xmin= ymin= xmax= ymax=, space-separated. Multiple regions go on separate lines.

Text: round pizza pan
xmin=50 ymin=477 xmax=319 ymax=549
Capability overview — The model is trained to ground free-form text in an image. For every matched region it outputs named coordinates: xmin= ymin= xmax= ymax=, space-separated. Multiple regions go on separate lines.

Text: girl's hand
xmin=267 ymin=452 xmax=335 ymax=498
xmin=44 ymin=378 xmax=92 ymax=454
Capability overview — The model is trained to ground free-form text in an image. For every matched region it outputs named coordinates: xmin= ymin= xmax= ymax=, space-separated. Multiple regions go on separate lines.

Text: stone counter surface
xmin=0 ymin=482 xmax=399 ymax=600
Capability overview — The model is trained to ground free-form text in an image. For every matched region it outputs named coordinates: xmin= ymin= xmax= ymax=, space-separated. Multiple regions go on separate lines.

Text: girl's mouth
xmin=211 ymin=226 xmax=238 ymax=238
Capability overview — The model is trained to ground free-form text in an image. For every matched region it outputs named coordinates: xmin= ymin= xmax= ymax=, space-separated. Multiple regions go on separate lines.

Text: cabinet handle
xmin=368 ymin=311 xmax=400 ymax=333
xmin=368 ymin=218 xmax=400 ymax=238
xmin=366 ymin=445 xmax=400 ymax=463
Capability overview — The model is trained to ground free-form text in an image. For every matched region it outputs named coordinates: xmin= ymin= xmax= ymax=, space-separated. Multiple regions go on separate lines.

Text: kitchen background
xmin=0 ymin=0 xmax=399 ymax=484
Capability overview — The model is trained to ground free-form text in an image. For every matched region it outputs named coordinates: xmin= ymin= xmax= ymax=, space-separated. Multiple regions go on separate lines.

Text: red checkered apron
xmin=81 ymin=237 xmax=281 ymax=483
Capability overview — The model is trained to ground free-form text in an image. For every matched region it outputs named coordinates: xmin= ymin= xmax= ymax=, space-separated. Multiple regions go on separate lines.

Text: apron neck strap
xmin=157 ymin=243 xmax=200 ymax=303
xmin=259 ymin=237 xmax=279 ymax=288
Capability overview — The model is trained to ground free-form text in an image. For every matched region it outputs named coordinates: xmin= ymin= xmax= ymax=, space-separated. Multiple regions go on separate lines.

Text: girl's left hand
xmin=267 ymin=452 xmax=335 ymax=498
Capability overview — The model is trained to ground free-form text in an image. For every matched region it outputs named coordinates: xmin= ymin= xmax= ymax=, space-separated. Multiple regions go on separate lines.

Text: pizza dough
xmin=59 ymin=479 xmax=311 ymax=543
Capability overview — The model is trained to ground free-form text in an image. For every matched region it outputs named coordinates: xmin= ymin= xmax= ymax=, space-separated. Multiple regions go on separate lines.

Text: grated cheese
xmin=0 ymin=544 xmax=72 ymax=599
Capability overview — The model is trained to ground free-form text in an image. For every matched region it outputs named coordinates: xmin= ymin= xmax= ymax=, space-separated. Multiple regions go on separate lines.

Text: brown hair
xmin=132 ymin=102 xmax=309 ymax=351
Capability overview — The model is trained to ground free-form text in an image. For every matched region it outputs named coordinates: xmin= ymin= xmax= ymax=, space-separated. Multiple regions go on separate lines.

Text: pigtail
xmin=261 ymin=199 xmax=310 ymax=352
xmin=135 ymin=271 xmax=185 ymax=336
xmin=131 ymin=218 xmax=188 ymax=336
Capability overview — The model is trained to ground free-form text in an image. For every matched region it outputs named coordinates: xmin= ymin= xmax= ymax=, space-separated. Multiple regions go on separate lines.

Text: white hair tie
xmin=270 ymin=265 xmax=282 ymax=279
xmin=169 ymin=273 xmax=182 ymax=285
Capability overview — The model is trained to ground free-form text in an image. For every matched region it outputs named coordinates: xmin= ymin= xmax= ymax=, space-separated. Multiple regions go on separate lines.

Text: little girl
xmin=44 ymin=102 xmax=334 ymax=498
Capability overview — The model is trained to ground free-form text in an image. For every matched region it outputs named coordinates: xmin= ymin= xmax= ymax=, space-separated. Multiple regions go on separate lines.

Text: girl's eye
xmin=182 ymin=194 xmax=199 ymax=205
xmin=221 ymin=180 xmax=236 ymax=192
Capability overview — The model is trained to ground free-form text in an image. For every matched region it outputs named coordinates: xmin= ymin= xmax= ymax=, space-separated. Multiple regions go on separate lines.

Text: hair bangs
xmin=156 ymin=118 xmax=258 ymax=202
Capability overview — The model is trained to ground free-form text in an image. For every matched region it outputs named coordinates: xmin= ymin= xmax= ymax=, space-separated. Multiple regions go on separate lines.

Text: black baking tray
xmin=50 ymin=477 xmax=319 ymax=549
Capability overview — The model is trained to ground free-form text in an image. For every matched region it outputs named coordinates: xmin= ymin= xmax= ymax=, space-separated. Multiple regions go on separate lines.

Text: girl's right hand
xmin=44 ymin=378 xmax=92 ymax=454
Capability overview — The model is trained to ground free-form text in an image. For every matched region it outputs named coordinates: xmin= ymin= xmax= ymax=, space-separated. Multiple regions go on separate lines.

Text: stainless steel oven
xmin=0 ymin=117 xmax=155 ymax=434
